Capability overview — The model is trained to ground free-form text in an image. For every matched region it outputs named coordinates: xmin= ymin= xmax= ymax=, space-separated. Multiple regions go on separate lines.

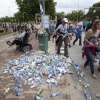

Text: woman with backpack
xmin=84 ymin=19 xmax=100 ymax=78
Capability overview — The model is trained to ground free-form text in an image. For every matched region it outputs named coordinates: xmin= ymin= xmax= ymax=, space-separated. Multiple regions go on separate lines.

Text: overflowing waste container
xmin=38 ymin=32 xmax=48 ymax=52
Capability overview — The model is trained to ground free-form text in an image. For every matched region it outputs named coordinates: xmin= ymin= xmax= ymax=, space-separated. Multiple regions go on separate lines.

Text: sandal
xmin=92 ymin=74 xmax=96 ymax=79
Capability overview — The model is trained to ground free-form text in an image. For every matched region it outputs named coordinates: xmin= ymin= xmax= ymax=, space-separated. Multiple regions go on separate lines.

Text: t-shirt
xmin=75 ymin=27 xmax=82 ymax=37
xmin=83 ymin=21 xmax=87 ymax=27
xmin=58 ymin=24 xmax=68 ymax=34
xmin=17 ymin=31 xmax=26 ymax=41
xmin=67 ymin=28 xmax=73 ymax=33
xmin=35 ymin=24 xmax=41 ymax=30
xmin=52 ymin=23 xmax=56 ymax=31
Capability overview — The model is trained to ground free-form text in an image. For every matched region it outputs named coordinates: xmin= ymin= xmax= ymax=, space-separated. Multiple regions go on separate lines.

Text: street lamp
xmin=8 ymin=7 xmax=11 ymax=22
xmin=77 ymin=0 xmax=79 ymax=22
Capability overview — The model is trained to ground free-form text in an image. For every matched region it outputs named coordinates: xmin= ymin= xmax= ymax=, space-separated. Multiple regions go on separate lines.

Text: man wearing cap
xmin=50 ymin=18 xmax=69 ymax=57
xmin=53 ymin=13 xmax=65 ymax=50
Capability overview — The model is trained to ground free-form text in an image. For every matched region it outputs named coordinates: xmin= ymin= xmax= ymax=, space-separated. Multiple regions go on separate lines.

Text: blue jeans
xmin=84 ymin=48 xmax=95 ymax=74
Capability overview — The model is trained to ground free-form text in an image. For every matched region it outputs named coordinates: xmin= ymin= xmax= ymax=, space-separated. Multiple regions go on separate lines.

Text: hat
xmin=62 ymin=18 xmax=68 ymax=23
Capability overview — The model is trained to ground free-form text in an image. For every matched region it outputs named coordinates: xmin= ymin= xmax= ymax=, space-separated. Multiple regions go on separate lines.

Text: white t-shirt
xmin=35 ymin=24 xmax=41 ymax=30
xmin=58 ymin=24 xmax=68 ymax=34
xmin=17 ymin=31 xmax=26 ymax=39
xmin=27 ymin=24 xmax=31 ymax=29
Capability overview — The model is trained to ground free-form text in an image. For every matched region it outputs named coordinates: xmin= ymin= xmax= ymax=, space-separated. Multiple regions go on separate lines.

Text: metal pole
xmin=77 ymin=0 xmax=79 ymax=22
xmin=43 ymin=1 xmax=45 ymax=15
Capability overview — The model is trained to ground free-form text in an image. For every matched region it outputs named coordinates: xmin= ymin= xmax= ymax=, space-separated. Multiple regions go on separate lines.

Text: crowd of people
xmin=3 ymin=12 xmax=100 ymax=79
xmin=0 ymin=22 xmax=42 ymax=35
xmin=50 ymin=13 xmax=100 ymax=79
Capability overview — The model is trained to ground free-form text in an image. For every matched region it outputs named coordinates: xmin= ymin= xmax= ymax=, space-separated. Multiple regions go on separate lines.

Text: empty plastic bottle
xmin=50 ymin=91 xmax=61 ymax=97
xmin=34 ymin=96 xmax=44 ymax=100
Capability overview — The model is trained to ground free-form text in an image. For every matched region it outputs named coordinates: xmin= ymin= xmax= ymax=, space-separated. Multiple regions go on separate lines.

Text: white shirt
xmin=35 ymin=24 xmax=41 ymax=30
xmin=58 ymin=24 xmax=68 ymax=34
xmin=17 ymin=31 xmax=26 ymax=39
xmin=27 ymin=24 xmax=31 ymax=29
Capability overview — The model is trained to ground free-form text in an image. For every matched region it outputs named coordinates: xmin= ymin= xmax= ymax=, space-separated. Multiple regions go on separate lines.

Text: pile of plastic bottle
xmin=3 ymin=51 xmax=72 ymax=97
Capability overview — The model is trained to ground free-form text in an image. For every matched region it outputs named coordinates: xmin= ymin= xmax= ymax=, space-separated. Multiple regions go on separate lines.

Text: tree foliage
xmin=86 ymin=2 xmax=100 ymax=19
xmin=15 ymin=0 xmax=56 ymax=22
xmin=56 ymin=10 xmax=84 ymax=21
xmin=0 ymin=16 xmax=15 ymax=22
xmin=67 ymin=10 xmax=84 ymax=21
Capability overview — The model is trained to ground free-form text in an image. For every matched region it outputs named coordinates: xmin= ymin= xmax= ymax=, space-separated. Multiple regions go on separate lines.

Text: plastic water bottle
xmin=37 ymin=88 xmax=43 ymax=96
xmin=10 ymin=85 xmax=14 ymax=90
xmin=1 ymin=87 xmax=10 ymax=97
xmin=50 ymin=91 xmax=61 ymax=97
xmin=34 ymin=96 xmax=44 ymax=100
xmin=49 ymin=82 xmax=52 ymax=92
xmin=84 ymin=91 xmax=89 ymax=100
xmin=16 ymin=84 xmax=22 ymax=88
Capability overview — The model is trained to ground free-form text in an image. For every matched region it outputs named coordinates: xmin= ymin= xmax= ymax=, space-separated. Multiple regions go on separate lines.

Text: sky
xmin=0 ymin=0 xmax=100 ymax=18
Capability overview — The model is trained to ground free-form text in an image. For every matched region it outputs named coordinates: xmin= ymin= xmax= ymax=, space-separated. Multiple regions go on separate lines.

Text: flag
xmin=39 ymin=2 xmax=44 ymax=15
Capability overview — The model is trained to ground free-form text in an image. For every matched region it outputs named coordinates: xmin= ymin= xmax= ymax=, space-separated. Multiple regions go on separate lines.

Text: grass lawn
xmin=0 ymin=32 xmax=11 ymax=37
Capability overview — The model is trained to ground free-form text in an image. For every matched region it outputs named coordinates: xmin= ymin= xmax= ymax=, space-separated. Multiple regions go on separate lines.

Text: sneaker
xmin=84 ymin=66 xmax=88 ymax=69
xmin=64 ymin=55 xmax=69 ymax=58
xmin=92 ymin=74 xmax=96 ymax=79
xmin=57 ymin=52 xmax=61 ymax=55
xmin=79 ymin=44 xmax=82 ymax=46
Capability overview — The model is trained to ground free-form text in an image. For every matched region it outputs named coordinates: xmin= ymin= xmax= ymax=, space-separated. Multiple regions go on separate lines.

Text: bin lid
xmin=38 ymin=32 xmax=48 ymax=36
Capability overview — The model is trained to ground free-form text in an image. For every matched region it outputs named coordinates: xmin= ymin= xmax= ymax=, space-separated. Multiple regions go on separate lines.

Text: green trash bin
xmin=38 ymin=33 xmax=48 ymax=51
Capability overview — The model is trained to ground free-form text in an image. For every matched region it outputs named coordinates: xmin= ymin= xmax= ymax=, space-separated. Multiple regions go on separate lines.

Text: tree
xmin=66 ymin=10 xmax=84 ymax=21
xmin=15 ymin=0 xmax=56 ymax=22
xmin=0 ymin=16 xmax=15 ymax=22
xmin=86 ymin=2 xmax=100 ymax=19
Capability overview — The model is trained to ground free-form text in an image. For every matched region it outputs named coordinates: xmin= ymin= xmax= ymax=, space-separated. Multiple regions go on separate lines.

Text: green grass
xmin=0 ymin=32 xmax=11 ymax=37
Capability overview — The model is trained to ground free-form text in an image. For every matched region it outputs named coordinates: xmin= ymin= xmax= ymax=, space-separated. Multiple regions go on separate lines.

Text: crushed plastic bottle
xmin=34 ymin=96 xmax=44 ymax=100
xmin=3 ymin=51 xmax=73 ymax=94
xmin=50 ymin=91 xmax=61 ymax=97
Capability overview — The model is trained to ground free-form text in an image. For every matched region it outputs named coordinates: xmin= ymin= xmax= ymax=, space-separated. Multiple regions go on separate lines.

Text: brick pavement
xmin=0 ymin=34 xmax=86 ymax=100
xmin=0 ymin=36 xmax=70 ymax=100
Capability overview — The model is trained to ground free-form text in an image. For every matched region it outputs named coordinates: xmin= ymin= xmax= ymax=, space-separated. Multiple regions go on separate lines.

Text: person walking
xmin=73 ymin=23 xmax=83 ymax=46
xmin=84 ymin=19 xmax=100 ymax=78
xmin=83 ymin=20 xmax=87 ymax=31
xmin=50 ymin=18 xmax=69 ymax=57
xmin=67 ymin=24 xmax=74 ymax=47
